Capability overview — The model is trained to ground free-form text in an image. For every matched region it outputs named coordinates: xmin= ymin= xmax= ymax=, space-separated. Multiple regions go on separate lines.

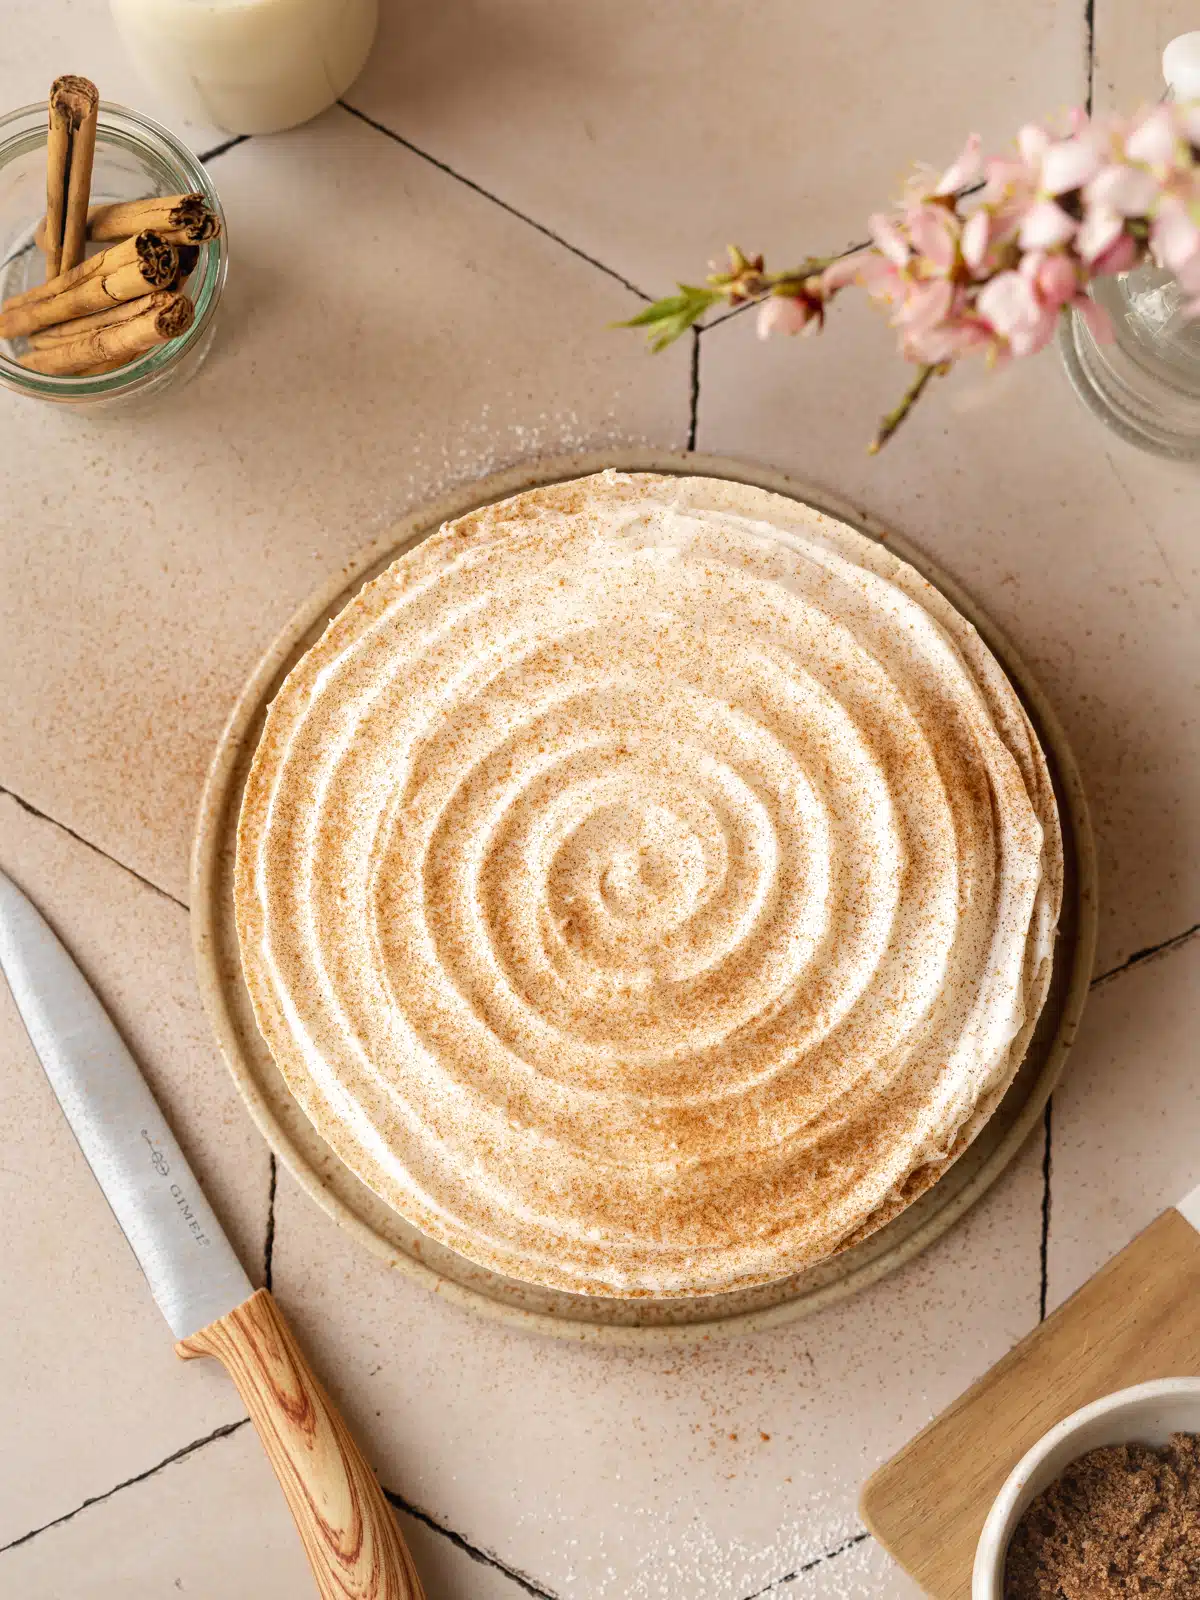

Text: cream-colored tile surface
xmin=697 ymin=298 xmax=1200 ymax=974
xmin=0 ymin=793 xmax=267 ymax=1546
xmin=0 ymin=108 xmax=690 ymax=904
xmin=346 ymin=0 xmax=1084 ymax=295
xmin=2 ymin=0 xmax=226 ymax=150
xmin=0 ymin=1418 xmax=535 ymax=1599
xmin=1047 ymin=937 xmax=1200 ymax=1309
xmin=270 ymin=1133 xmax=1044 ymax=1600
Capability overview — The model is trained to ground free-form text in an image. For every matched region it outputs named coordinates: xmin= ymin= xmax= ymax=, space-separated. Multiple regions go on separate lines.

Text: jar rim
xmin=0 ymin=99 xmax=228 ymax=400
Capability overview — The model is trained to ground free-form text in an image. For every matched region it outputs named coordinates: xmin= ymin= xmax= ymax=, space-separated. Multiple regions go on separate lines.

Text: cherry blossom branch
xmin=625 ymin=102 xmax=1200 ymax=449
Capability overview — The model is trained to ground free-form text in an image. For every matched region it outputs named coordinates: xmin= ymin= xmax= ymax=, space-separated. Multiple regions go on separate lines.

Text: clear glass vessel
xmin=0 ymin=100 xmax=227 ymax=409
xmin=1060 ymin=257 xmax=1200 ymax=460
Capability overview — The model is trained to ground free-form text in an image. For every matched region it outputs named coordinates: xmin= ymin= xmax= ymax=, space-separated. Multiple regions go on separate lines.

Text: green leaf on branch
xmin=618 ymin=284 xmax=722 ymax=350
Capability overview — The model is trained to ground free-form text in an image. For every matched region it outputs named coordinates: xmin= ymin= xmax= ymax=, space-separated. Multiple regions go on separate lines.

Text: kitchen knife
xmin=0 ymin=867 xmax=424 ymax=1600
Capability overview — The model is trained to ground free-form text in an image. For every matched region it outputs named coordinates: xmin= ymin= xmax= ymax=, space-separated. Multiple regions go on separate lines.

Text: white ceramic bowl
xmin=973 ymin=1376 xmax=1200 ymax=1598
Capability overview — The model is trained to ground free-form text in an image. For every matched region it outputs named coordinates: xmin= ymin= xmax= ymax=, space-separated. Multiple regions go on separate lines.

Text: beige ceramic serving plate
xmin=191 ymin=451 xmax=1097 ymax=1346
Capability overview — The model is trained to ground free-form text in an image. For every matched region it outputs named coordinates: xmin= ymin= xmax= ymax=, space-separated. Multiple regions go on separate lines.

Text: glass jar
xmin=1060 ymin=268 xmax=1200 ymax=460
xmin=0 ymin=100 xmax=227 ymax=408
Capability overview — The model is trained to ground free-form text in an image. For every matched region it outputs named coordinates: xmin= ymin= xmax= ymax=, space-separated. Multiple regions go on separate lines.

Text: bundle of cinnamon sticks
xmin=0 ymin=77 xmax=221 ymax=379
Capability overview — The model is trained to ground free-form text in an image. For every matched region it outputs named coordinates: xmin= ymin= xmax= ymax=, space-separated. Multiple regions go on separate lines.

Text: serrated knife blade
xmin=0 ymin=866 xmax=252 ymax=1339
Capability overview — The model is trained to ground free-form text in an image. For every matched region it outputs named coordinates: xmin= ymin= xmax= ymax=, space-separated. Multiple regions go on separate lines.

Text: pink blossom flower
xmin=1019 ymin=199 xmax=1077 ymax=249
xmin=868 ymin=212 xmax=909 ymax=267
xmin=905 ymin=203 xmax=960 ymax=271
xmin=1017 ymin=124 xmax=1050 ymax=165
xmin=977 ymin=269 xmax=1058 ymax=356
xmin=821 ymin=249 xmax=874 ymax=293
xmin=1040 ymin=132 xmax=1102 ymax=194
xmin=1125 ymin=105 xmax=1180 ymax=169
xmin=1074 ymin=205 xmax=1125 ymax=262
xmin=756 ymin=295 xmax=819 ymax=339
xmin=1151 ymin=197 xmax=1200 ymax=293
xmin=934 ymin=133 xmax=983 ymax=196
xmin=1087 ymin=162 xmax=1158 ymax=216
xmin=1091 ymin=232 xmax=1139 ymax=275
xmin=1021 ymin=250 xmax=1079 ymax=308
xmin=637 ymin=94 xmax=1200 ymax=450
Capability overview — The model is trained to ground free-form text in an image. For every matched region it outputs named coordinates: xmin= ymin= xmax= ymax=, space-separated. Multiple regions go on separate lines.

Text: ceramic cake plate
xmin=191 ymin=451 xmax=1097 ymax=1345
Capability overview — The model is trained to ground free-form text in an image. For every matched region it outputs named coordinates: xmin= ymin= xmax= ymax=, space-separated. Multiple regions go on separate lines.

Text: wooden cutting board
xmin=860 ymin=1206 xmax=1200 ymax=1598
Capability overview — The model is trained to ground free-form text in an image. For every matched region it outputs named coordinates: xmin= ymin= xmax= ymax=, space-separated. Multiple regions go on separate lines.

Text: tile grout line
xmin=0 ymin=783 xmax=186 ymax=912
xmin=739 ymin=1531 xmax=872 ymax=1598
xmin=263 ymin=1152 xmax=278 ymax=1292
xmin=687 ymin=325 xmax=701 ymax=449
xmin=197 ymin=133 xmax=251 ymax=165
xmin=382 ymin=1487 xmax=561 ymax=1599
xmin=336 ymin=99 xmax=653 ymax=302
xmin=1091 ymin=920 xmax=1200 ymax=988
xmin=1038 ymin=1098 xmax=1053 ymax=1321
xmin=0 ymin=1419 xmax=251 ymax=1555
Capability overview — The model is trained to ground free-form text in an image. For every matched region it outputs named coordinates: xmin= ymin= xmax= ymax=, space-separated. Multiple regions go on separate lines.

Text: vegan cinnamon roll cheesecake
xmin=235 ymin=471 xmax=1062 ymax=1297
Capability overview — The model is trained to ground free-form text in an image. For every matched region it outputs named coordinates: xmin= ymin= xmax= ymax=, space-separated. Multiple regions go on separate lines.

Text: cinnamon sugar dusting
xmin=234 ymin=471 xmax=1062 ymax=1296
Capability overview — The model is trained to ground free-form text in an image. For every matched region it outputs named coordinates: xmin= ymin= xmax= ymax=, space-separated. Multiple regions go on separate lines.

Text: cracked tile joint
xmin=0 ymin=1408 xmax=869 ymax=1600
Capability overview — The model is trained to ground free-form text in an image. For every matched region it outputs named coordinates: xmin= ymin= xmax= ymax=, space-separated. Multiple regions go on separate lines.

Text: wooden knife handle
xmin=177 ymin=1288 xmax=425 ymax=1600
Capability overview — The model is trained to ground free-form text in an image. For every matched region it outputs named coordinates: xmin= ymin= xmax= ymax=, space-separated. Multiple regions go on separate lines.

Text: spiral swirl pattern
xmin=236 ymin=473 xmax=1062 ymax=1297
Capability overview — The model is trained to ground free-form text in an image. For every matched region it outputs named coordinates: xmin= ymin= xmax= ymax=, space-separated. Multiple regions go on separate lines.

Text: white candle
xmin=1163 ymin=32 xmax=1200 ymax=101
xmin=109 ymin=0 xmax=379 ymax=135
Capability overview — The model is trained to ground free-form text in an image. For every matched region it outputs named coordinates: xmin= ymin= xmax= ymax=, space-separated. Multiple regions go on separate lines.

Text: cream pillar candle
xmin=109 ymin=0 xmax=379 ymax=135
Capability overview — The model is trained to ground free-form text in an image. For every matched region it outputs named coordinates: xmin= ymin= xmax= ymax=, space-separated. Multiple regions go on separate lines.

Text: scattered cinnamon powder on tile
xmin=1004 ymin=1433 xmax=1200 ymax=1599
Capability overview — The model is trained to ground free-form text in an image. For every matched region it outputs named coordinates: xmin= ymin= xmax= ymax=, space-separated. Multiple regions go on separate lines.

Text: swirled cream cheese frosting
xmin=236 ymin=471 xmax=1062 ymax=1297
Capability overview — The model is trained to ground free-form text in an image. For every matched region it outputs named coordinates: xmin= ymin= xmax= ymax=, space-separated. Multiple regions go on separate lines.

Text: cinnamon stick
xmin=43 ymin=76 xmax=98 ymax=279
xmin=172 ymin=243 xmax=200 ymax=288
xmin=27 ymin=288 xmax=178 ymax=349
xmin=19 ymin=294 xmax=193 ymax=375
xmin=0 ymin=231 xmax=176 ymax=327
xmin=0 ymin=233 xmax=178 ymax=340
xmin=33 ymin=192 xmax=221 ymax=250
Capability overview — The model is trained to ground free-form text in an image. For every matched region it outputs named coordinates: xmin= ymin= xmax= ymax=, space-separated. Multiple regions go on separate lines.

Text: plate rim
xmin=191 ymin=449 xmax=1098 ymax=1346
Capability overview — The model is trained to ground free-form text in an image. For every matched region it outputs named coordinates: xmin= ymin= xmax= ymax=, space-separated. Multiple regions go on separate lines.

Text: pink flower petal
xmin=1019 ymin=249 xmax=1045 ymax=283
xmin=935 ymin=132 xmax=983 ymax=195
xmin=1151 ymin=200 xmax=1200 ymax=275
xmin=821 ymin=249 xmax=873 ymax=292
xmin=1040 ymin=135 xmax=1101 ymax=194
xmin=905 ymin=204 xmax=959 ymax=272
xmin=1010 ymin=308 xmax=1059 ymax=357
xmin=869 ymin=212 xmax=909 ymax=267
xmin=961 ymin=209 xmax=991 ymax=271
xmin=1034 ymin=252 xmax=1080 ymax=306
xmin=1086 ymin=162 xmax=1158 ymax=216
xmin=1075 ymin=206 xmax=1125 ymax=263
xmin=756 ymin=296 xmax=814 ymax=339
xmin=1018 ymin=199 xmax=1078 ymax=250
xmin=1125 ymin=106 xmax=1179 ymax=167
xmin=1017 ymin=123 xmax=1050 ymax=165
xmin=977 ymin=269 xmax=1039 ymax=336
xmin=895 ymin=277 xmax=954 ymax=334
xmin=1090 ymin=231 xmax=1139 ymax=275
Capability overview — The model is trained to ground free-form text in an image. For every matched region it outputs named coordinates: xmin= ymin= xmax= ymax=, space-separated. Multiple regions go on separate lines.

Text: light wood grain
xmin=861 ymin=1208 xmax=1200 ymax=1599
xmin=177 ymin=1289 xmax=425 ymax=1600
